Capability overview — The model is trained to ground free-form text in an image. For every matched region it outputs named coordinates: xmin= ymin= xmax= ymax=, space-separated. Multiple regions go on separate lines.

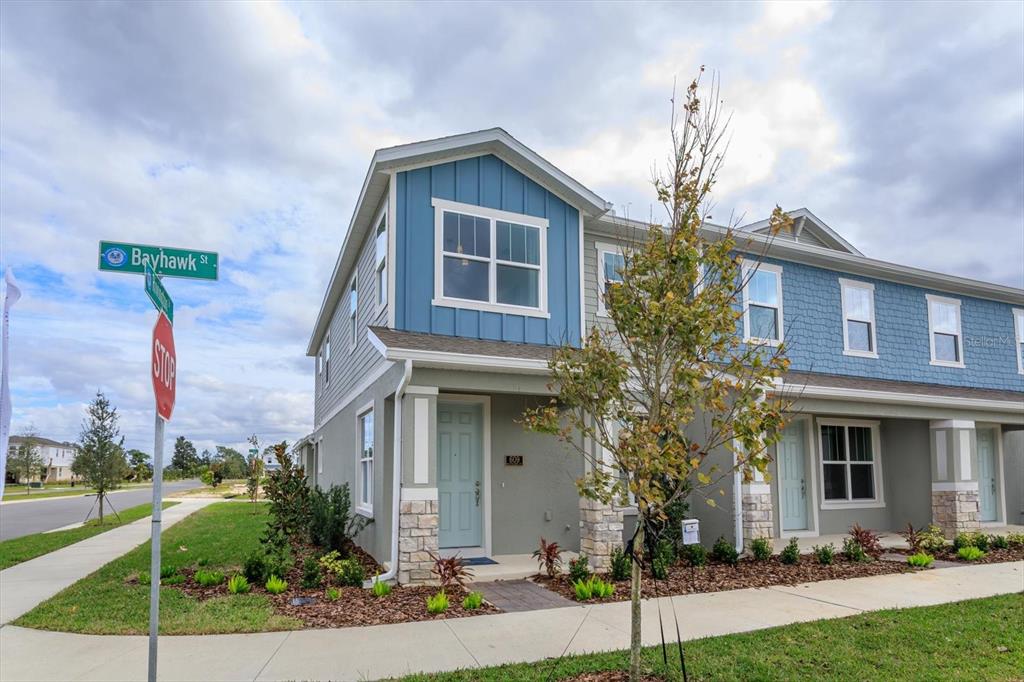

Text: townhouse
xmin=298 ymin=129 xmax=1024 ymax=584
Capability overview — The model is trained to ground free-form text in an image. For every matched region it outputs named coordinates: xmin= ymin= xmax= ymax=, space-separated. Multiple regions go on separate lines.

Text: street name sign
xmin=144 ymin=265 xmax=173 ymax=323
xmin=99 ymin=241 xmax=218 ymax=280
xmin=151 ymin=313 xmax=176 ymax=421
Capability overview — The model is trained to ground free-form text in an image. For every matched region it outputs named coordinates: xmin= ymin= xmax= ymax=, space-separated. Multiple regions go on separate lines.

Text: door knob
xmin=801 ymin=480 xmax=806 ymax=497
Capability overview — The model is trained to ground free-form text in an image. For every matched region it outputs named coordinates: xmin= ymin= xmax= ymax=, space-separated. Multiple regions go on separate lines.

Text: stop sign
xmin=151 ymin=312 xmax=176 ymax=421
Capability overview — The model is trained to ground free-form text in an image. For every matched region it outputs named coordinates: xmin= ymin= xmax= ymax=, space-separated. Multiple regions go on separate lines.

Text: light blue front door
xmin=437 ymin=402 xmax=483 ymax=549
xmin=977 ymin=429 xmax=998 ymax=522
xmin=779 ymin=421 xmax=808 ymax=531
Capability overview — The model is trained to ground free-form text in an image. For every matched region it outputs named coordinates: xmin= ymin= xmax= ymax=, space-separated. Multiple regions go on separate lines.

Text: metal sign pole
xmin=147 ymin=413 xmax=165 ymax=682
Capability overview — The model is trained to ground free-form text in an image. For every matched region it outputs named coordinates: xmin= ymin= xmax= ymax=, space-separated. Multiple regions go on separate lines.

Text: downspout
xmin=733 ymin=449 xmax=743 ymax=555
xmin=368 ymin=359 xmax=412 ymax=586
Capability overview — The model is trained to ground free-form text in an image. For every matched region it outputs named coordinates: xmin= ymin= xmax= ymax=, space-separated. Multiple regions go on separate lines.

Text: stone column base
xmin=931 ymin=488 xmax=980 ymax=539
xmin=398 ymin=498 xmax=439 ymax=585
xmin=741 ymin=484 xmax=774 ymax=549
xmin=579 ymin=497 xmax=624 ymax=572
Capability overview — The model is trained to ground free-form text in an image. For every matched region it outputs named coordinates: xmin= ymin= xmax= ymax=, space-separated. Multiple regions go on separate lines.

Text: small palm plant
xmin=533 ymin=538 xmax=562 ymax=578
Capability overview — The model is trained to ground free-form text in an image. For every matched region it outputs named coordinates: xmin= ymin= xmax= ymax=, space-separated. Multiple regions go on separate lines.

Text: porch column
xmin=579 ymin=428 xmax=624 ymax=572
xmin=741 ymin=469 xmax=774 ymax=549
xmin=929 ymin=420 xmax=980 ymax=538
xmin=397 ymin=386 xmax=439 ymax=585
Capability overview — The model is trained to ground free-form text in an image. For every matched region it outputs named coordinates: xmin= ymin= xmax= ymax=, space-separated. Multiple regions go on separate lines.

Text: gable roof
xmin=306 ymin=128 xmax=612 ymax=356
xmin=741 ymin=208 xmax=863 ymax=256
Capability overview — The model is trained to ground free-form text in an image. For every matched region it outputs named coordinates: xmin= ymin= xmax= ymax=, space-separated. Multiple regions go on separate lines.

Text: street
xmin=0 ymin=479 xmax=201 ymax=540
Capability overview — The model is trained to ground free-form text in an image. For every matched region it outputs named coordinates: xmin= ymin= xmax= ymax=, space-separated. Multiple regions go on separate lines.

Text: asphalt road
xmin=0 ymin=479 xmax=201 ymax=541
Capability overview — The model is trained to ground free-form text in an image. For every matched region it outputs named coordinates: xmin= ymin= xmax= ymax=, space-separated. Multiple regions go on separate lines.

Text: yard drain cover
xmin=290 ymin=597 xmax=317 ymax=606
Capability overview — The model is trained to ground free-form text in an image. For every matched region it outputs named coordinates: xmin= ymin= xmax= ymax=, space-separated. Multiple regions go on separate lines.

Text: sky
xmin=1 ymin=0 xmax=1022 ymax=458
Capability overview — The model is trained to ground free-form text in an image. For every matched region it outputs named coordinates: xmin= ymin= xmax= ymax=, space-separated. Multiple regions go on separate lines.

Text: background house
xmin=6 ymin=436 xmax=81 ymax=484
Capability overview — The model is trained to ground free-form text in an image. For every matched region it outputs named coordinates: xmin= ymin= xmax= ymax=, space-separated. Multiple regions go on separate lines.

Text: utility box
xmin=681 ymin=518 xmax=700 ymax=546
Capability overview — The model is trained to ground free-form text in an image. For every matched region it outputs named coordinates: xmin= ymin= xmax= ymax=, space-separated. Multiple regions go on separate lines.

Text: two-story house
xmin=300 ymin=129 xmax=1024 ymax=584
xmin=6 ymin=435 xmax=80 ymax=483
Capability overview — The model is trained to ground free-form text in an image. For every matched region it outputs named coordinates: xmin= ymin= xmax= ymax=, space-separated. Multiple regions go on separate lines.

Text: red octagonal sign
xmin=151 ymin=312 xmax=176 ymax=421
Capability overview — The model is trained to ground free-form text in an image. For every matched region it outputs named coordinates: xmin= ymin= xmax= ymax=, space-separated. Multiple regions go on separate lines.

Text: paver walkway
xmin=0 ymin=560 xmax=1019 ymax=682
xmin=475 ymin=579 xmax=576 ymax=612
xmin=0 ymin=498 xmax=215 ymax=624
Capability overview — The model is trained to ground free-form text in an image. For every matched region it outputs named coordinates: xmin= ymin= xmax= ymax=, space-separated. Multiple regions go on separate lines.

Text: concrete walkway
xmin=0 ymin=498 xmax=215 ymax=624
xmin=1 ymin=560 xmax=1019 ymax=682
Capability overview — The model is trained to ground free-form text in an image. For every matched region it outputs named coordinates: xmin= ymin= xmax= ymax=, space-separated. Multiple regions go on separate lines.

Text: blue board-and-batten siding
xmin=395 ymin=154 xmax=581 ymax=346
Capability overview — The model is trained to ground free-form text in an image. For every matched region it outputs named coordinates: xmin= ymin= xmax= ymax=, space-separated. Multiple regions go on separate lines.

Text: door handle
xmin=475 ymin=480 xmax=481 ymax=507
xmin=801 ymin=480 xmax=806 ymax=498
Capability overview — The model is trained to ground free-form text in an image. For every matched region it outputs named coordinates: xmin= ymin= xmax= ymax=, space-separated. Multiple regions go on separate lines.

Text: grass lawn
xmin=401 ymin=594 xmax=1024 ymax=681
xmin=0 ymin=501 xmax=179 ymax=570
xmin=15 ymin=501 xmax=300 ymax=635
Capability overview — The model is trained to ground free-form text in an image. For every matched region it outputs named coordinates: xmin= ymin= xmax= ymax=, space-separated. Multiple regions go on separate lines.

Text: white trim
xmin=413 ymin=397 xmax=429 ymax=485
xmin=931 ymin=481 xmax=979 ymax=492
xmin=377 ymin=344 xmax=550 ymax=374
xmin=387 ymin=172 xmax=397 ymax=328
xmin=405 ymin=385 xmax=439 ymax=396
xmin=578 ymin=211 xmax=585 ymax=342
xmin=959 ymin=430 xmax=972 ymax=480
xmin=741 ymin=483 xmax=772 ymax=495
xmin=356 ymin=400 xmax=375 ymax=517
xmin=431 ymin=197 xmax=550 ymax=318
xmin=1013 ymin=308 xmax=1024 ymax=375
xmin=781 ymin=383 xmax=1024 ymax=414
xmin=926 ymin=294 xmax=965 ymax=368
xmin=930 ymin=419 xmax=976 ymax=430
xmin=435 ymin=393 xmax=492 ymax=558
xmin=401 ymin=486 xmax=439 ymax=501
xmin=816 ymin=417 xmax=886 ymax=510
xmin=366 ymin=329 xmax=387 ymax=357
xmin=315 ymin=438 xmax=323 ymax=475
xmin=838 ymin=278 xmax=878 ymax=359
xmin=373 ymin=201 xmax=388 ymax=317
xmin=776 ymin=414 xmax=821 ymax=539
xmin=976 ymin=423 xmax=1007 ymax=524
xmin=742 ymin=262 xmax=784 ymax=346
xmin=315 ymin=360 xmax=394 ymax=429
xmin=935 ymin=431 xmax=947 ymax=481
xmin=595 ymin=240 xmax=631 ymax=317
xmin=348 ymin=274 xmax=358 ymax=353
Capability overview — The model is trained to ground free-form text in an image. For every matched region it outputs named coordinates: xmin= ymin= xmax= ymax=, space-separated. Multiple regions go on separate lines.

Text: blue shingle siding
xmin=395 ymin=154 xmax=582 ymax=346
xmin=770 ymin=257 xmax=1024 ymax=391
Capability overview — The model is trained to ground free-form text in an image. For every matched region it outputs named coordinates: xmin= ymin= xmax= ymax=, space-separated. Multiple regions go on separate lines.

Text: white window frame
xmin=315 ymin=438 xmax=323 ymax=475
xmin=817 ymin=418 xmax=885 ymax=510
xmin=373 ymin=204 xmax=388 ymax=315
xmin=742 ymin=262 xmax=784 ymax=346
xmin=431 ymin=197 xmax=550 ymax=318
xmin=1013 ymin=308 xmax=1024 ymax=375
xmin=595 ymin=241 xmax=630 ymax=317
xmin=348 ymin=275 xmax=358 ymax=352
xmin=356 ymin=402 xmax=374 ymax=517
xmin=926 ymin=294 xmax=964 ymax=368
xmin=839 ymin=278 xmax=878 ymax=359
xmin=323 ymin=332 xmax=331 ymax=387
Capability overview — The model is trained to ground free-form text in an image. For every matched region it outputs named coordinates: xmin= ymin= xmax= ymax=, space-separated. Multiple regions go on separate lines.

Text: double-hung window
xmin=596 ymin=242 xmax=627 ymax=316
xmin=323 ymin=333 xmax=331 ymax=386
xmin=819 ymin=419 xmax=883 ymax=507
xmin=1013 ymin=308 xmax=1024 ymax=374
xmin=357 ymin=405 xmax=374 ymax=515
xmin=839 ymin=279 xmax=877 ymax=358
xmin=926 ymin=294 xmax=963 ymax=367
xmin=432 ymin=198 xmax=549 ymax=317
xmin=743 ymin=262 xmax=783 ymax=345
xmin=374 ymin=212 xmax=387 ymax=311
xmin=348 ymin=276 xmax=358 ymax=350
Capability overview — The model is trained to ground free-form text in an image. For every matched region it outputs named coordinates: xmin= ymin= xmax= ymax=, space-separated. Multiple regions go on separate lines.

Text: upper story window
xmin=839 ymin=279 xmax=878 ymax=358
xmin=926 ymin=294 xmax=963 ymax=368
xmin=1013 ymin=308 xmax=1024 ymax=374
xmin=348 ymin=276 xmax=358 ymax=350
xmin=323 ymin=332 xmax=331 ymax=386
xmin=431 ymin=198 xmax=549 ymax=318
xmin=742 ymin=262 xmax=783 ymax=345
xmin=357 ymin=404 xmax=374 ymax=516
xmin=375 ymin=212 xmax=387 ymax=311
xmin=596 ymin=242 xmax=627 ymax=317
xmin=819 ymin=419 xmax=884 ymax=509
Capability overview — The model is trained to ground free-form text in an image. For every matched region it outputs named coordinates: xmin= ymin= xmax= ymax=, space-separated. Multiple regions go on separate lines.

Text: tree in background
xmin=522 ymin=71 xmax=790 ymax=682
xmin=171 ymin=436 xmax=200 ymax=476
xmin=246 ymin=434 xmax=264 ymax=513
xmin=9 ymin=428 xmax=43 ymax=492
xmin=214 ymin=446 xmax=249 ymax=479
xmin=73 ymin=392 xmax=129 ymax=522
xmin=126 ymin=449 xmax=152 ymax=481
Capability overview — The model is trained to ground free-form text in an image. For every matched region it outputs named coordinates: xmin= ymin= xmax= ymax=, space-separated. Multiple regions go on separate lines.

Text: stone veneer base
xmin=397 ymin=499 xmax=439 ymax=585
xmin=741 ymin=489 xmax=774 ymax=549
xmin=579 ymin=498 xmax=624 ymax=571
xmin=931 ymin=489 xmax=980 ymax=539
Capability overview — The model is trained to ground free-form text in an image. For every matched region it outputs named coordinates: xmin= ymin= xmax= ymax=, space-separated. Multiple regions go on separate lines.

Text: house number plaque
xmin=505 ymin=455 xmax=524 ymax=466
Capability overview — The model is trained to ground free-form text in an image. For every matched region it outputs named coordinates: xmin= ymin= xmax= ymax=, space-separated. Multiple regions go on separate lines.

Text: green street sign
xmin=99 ymin=241 xmax=218 ymax=280
xmin=144 ymin=265 xmax=173 ymax=323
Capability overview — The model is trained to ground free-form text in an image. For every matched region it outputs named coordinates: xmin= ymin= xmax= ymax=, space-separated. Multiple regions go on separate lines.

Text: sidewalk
xmin=0 ymin=560 xmax=1019 ymax=682
xmin=0 ymin=498 xmax=215 ymax=624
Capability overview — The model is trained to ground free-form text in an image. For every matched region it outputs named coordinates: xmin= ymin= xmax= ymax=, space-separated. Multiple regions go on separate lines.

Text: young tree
xmin=10 ymin=428 xmax=44 ymax=492
xmin=523 ymin=71 xmax=790 ymax=681
xmin=246 ymin=434 xmax=264 ymax=512
xmin=73 ymin=392 xmax=129 ymax=522
xmin=171 ymin=436 xmax=200 ymax=475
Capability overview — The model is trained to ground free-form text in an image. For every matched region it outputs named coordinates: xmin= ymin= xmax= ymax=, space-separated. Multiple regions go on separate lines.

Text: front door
xmin=977 ymin=428 xmax=998 ymax=522
xmin=437 ymin=401 xmax=483 ymax=549
xmin=779 ymin=420 xmax=809 ymax=531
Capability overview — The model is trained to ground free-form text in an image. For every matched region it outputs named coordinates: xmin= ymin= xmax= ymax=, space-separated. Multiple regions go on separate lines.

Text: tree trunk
xmin=629 ymin=522 xmax=644 ymax=682
xmin=99 ymin=491 xmax=105 ymax=524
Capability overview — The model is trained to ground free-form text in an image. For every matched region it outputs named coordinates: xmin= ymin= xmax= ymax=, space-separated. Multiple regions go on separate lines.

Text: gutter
xmin=733 ymin=452 xmax=743 ymax=556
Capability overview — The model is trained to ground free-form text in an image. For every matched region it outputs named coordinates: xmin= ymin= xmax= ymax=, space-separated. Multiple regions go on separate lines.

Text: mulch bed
xmin=890 ymin=545 xmax=1024 ymax=565
xmin=536 ymin=554 xmax=912 ymax=603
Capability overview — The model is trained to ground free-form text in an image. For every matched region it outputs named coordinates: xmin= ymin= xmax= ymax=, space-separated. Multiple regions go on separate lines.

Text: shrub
xmin=302 ymin=557 xmax=322 ymax=589
xmin=750 ymin=537 xmax=772 ymax=561
xmin=711 ymin=536 xmax=738 ymax=566
xmin=265 ymin=575 xmax=288 ymax=594
xmin=533 ymin=538 xmax=563 ymax=578
xmin=957 ymin=546 xmax=985 ymax=562
xmin=900 ymin=523 xmax=924 ymax=553
xmin=590 ymin=577 xmax=615 ymax=599
xmin=325 ymin=586 xmax=340 ymax=601
xmin=954 ymin=531 xmax=981 ymax=551
xmin=431 ymin=553 xmax=473 ymax=590
xmin=307 ymin=483 xmax=369 ymax=553
xmin=262 ymin=442 xmax=311 ymax=540
xmin=138 ymin=571 xmax=151 ymax=585
xmin=371 ymin=577 xmax=392 ymax=598
xmin=907 ymin=553 xmax=934 ymax=568
xmin=160 ymin=564 xmax=178 ymax=580
xmin=462 ymin=591 xmax=484 ymax=610
xmin=319 ymin=551 xmax=365 ymax=587
xmin=842 ymin=537 xmax=868 ymax=563
xmin=848 ymin=524 xmax=882 ymax=559
xmin=1007 ymin=532 xmax=1024 ymax=547
xmin=199 ymin=467 xmax=223 ymax=488
xmin=227 ymin=574 xmax=250 ymax=594
xmin=813 ymin=543 xmax=835 ymax=565
xmin=573 ymin=577 xmax=593 ymax=601
xmin=990 ymin=534 xmax=1009 ymax=550
xmin=568 ymin=553 xmax=590 ymax=583
xmin=194 ymin=570 xmax=225 ymax=587
xmin=243 ymin=551 xmax=269 ymax=585
xmin=779 ymin=538 xmax=800 ymax=565
xmin=680 ymin=543 xmax=708 ymax=567
xmin=162 ymin=574 xmax=186 ymax=586
xmin=652 ymin=539 xmax=675 ymax=579
xmin=197 ymin=557 xmax=210 ymax=567
xmin=918 ymin=524 xmax=947 ymax=554
xmin=426 ymin=591 xmax=449 ymax=614
xmin=644 ymin=491 xmax=690 ymax=557
xmin=609 ymin=547 xmax=631 ymax=580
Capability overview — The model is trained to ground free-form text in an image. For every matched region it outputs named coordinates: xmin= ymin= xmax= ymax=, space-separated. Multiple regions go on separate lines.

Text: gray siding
xmin=314 ymin=193 xmax=389 ymax=428
xmin=880 ymin=419 xmax=932 ymax=530
xmin=582 ymin=227 xmax=636 ymax=335
xmin=1003 ymin=429 xmax=1024 ymax=525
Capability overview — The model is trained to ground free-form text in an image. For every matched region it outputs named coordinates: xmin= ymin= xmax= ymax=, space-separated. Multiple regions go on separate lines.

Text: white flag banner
xmin=0 ymin=268 xmax=22 ymax=501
